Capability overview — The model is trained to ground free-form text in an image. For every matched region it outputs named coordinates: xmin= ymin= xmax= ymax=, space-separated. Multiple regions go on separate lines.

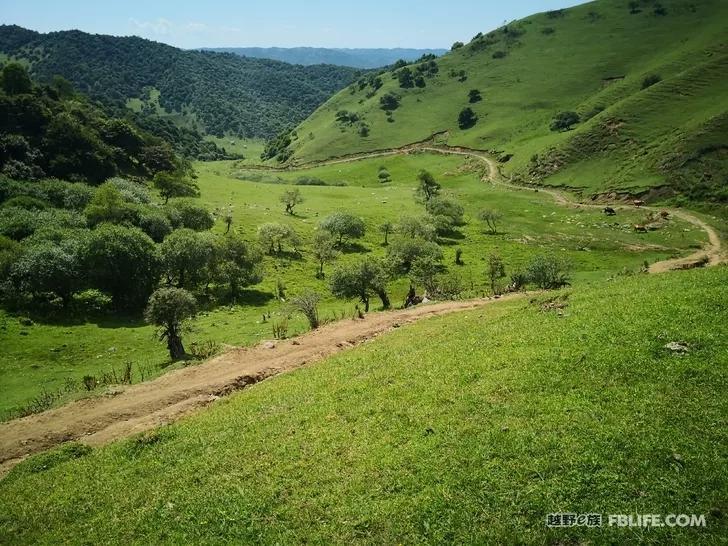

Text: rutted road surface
xmin=0 ymin=294 xmax=526 ymax=477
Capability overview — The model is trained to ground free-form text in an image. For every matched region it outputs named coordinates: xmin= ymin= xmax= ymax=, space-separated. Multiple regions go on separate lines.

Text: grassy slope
xmin=286 ymin=0 xmax=728 ymax=202
xmin=0 ymin=153 xmax=706 ymax=418
xmin=1 ymin=266 xmax=726 ymax=544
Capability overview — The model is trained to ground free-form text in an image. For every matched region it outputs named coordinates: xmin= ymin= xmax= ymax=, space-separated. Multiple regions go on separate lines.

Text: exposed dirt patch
xmin=0 ymin=295 xmax=526 ymax=477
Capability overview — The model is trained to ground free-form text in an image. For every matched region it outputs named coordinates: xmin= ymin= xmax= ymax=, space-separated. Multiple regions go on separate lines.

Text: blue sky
xmin=0 ymin=1 xmax=588 ymax=49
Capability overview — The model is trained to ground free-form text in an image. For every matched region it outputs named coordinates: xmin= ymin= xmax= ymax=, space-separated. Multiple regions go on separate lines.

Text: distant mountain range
xmin=201 ymin=47 xmax=448 ymax=68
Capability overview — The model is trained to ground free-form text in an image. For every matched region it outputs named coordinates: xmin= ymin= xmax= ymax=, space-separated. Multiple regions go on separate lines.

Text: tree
xmin=379 ymin=221 xmax=395 ymax=245
xmin=84 ymin=182 xmax=136 ymax=226
xmin=280 ymin=188 xmax=304 ymax=215
xmin=257 ymin=223 xmax=297 ymax=254
xmin=468 ymin=89 xmax=482 ymax=103
xmin=479 ymin=209 xmax=502 ymax=234
xmin=10 ymin=241 xmax=81 ymax=306
xmin=387 ymin=238 xmax=443 ymax=273
xmin=641 ymin=74 xmax=662 ymax=90
xmin=1 ymin=63 xmax=33 ymax=95
xmin=426 ymin=198 xmax=465 ymax=232
xmin=159 ymin=228 xmax=216 ymax=289
xmin=330 ymin=258 xmax=390 ymax=312
xmin=458 ymin=107 xmax=478 ymax=129
xmin=451 ymin=41 xmax=464 ymax=50
xmin=487 ymin=253 xmax=506 ymax=295
xmin=415 ymin=170 xmax=441 ymax=203
xmin=213 ymin=235 xmax=263 ymax=300
xmin=550 ymin=111 xmax=580 ymax=132
xmin=398 ymin=67 xmax=414 ymax=88
xmin=165 ymin=199 xmax=214 ymax=231
xmin=144 ymin=287 xmax=197 ymax=360
xmin=410 ymin=254 xmax=441 ymax=294
xmin=526 ymin=254 xmax=572 ymax=289
xmin=319 ymin=212 xmax=365 ymax=246
xmin=290 ymin=290 xmax=321 ymax=330
xmin=379 ymin=92 xmax=400 ymax=111
xmin=153 ymin=171 xmax=199 ymax=204
xmin=312 ymin=230 xmax=339 ymax=278
xmin=223 ymin=209 xmax=233 ymax=234
xmin=397 ymin=215 xmax=437 ymax=241
xmin=85 ymin=224 xmax=158 ymax=310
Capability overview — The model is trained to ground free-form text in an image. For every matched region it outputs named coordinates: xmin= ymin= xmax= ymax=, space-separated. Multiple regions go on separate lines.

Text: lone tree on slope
xmin=280 ymin=188 xmax=304 ymax=215
xmin=144 ymin=287 xmax=197 ymax=360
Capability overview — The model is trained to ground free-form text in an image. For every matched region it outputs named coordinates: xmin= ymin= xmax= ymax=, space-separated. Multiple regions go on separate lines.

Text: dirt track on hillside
xmin=0 ymin=294 xmax=526 ymax=477
xmin=265 ymin=142 xmax=723 ymax=271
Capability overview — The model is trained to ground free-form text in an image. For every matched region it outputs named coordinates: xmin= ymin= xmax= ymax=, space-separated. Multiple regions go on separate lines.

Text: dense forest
xmin=0 ymin=25 xmax=360 ymax=139
xmin=0 ymin=62 xmax=189 ymax=183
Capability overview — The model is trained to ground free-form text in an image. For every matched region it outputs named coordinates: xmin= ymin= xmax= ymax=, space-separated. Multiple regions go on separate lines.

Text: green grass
xmin=204 ymin=136 xmax=266 ymax=163
xmin=1 ymin=266 xmax=726 ymax=544
xmin=283 ymin=0 xmax=728 ymax=205
xmin=0 ymin=152 xmax=707 ymax=418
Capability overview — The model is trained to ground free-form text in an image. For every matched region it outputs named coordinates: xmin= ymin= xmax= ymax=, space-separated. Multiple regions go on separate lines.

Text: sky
xmin=0 ymin=0 xmax=588 ymax=49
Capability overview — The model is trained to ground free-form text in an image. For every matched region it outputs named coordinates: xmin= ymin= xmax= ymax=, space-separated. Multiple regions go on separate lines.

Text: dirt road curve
xmin=0 ymin=294 xmax=525 ymax=477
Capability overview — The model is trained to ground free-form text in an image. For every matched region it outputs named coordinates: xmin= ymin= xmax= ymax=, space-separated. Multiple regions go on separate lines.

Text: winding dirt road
xmin=253 ymin=142 xmax=724 ymax=271
xmin=0 ymin=142 xmax=723 ymax=477
xmin=0 ymin=295 xmax=525 ymax=477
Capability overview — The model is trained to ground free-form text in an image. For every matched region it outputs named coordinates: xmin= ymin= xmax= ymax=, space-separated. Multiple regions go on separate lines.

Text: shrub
xmin=550 ymin=111 xmax=580 ymax=132
xmin=107 ymin=177 xmax=150 ymax=204
xmin=451 ymin=41 xmax=464 ymax=50
xmin=641 ymin=74 xmax=662 ymax=90
xmin=290 ymin=290 xmax=322 ymax=330
xmin=468 ymin=89 xmax=482 ymax=103
xmin=525 ymin=254 xmax=572 ymax=289
xmin=1 ymin=195 xmax=49 ymax=210
xmin=492 ymin=51 xmax=507 ymax=59
xmin=458 ymin=107 xmax=478 ymax=129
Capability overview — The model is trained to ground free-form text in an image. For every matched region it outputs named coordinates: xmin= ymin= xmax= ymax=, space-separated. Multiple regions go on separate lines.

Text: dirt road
xmin=0 ymin=294 xmax=525 ymax=477
xmin=266 ymin=142 xmax=723 ymax=270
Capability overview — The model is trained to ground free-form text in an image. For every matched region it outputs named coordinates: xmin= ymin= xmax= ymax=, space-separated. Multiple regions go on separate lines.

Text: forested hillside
xmin=0 ymin=63 xmax=187 ymax=183
xmin=0 ymin=26 xmax=360 ymax=139
xmin=280 ymin=0 xmax=728 ymax=205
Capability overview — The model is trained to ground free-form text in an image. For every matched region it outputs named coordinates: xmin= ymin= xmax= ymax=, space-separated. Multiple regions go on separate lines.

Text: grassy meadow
xmin=1 ymin=266 xmax=726 ymax=544
xmin=0 ymin=152 xmax=707 ymax=419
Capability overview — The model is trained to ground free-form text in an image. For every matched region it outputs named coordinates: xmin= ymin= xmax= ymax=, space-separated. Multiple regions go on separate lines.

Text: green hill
xmin=1 ymin=266 xmax=726 ymax=543
xmin=281 ymin=0 xmax=728 ymax=205
xmin=0 ymin=26 xmax=359 ymax=140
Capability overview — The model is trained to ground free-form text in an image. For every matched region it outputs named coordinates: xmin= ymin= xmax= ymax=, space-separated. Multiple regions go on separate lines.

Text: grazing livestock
xmin=633 ymin=199 xmax=645 ymax=207
xmin=634 ymin=224 xmax=647 ymax=233
xmin=604 ymin=206 xmax=616 ymax=216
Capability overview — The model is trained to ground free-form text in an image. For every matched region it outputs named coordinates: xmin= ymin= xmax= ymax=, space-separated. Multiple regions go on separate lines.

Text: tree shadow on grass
xmin=339 ymin=242 xmax=371 ymax=254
